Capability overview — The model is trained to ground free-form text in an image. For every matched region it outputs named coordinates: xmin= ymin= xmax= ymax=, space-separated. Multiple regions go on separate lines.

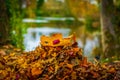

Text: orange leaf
xmin=73 ymin=48 xmax=79 ymax=52
xmin=81 ymin=57 xmax=88 ymax=67
xmin=108 ymin=67 xmax=116 ymax=73
xmin=48 ymin=66 xmax=54 ymax=72
xmin=91 ymin=71 xmax=99 ymax=78
xmin=66 ymin=63 xmax=73 ymax=69
xmin=31 ymin=68 xmax=42 ymax=76
xmin=41 ymin=52 xmax=46 ymax=59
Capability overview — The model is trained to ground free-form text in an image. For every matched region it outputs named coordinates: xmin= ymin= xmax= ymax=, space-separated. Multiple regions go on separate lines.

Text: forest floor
xmin=0 ymin=44 xmax=22 ymax=55
xmin=0 ymin=44 xmax=120 ymax=80
xmin=0 ymin=33 xmax=120 ymax=80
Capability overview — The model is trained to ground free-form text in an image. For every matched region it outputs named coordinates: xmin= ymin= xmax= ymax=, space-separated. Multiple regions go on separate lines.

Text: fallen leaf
xmin=31 ymin=68 xmax=42 ymax=76
xmin=108 ymin=67 xmax=116 ymax=73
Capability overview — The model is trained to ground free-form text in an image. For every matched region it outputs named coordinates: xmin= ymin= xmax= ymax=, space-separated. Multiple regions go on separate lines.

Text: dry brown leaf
xmin=66 ymin=63 xmax=73 ymax=69
xmin=0 ymin=50 xmax=6 ymax=55
xmin=81 ymin=57 xmax=88 ymax=67
xmin=91 ymin=71 xmax=99 ymax=78
xmin=71 ymin=71 xmax=77 ymax=80
xmin=108 ymin=67 xmax=116 ymax=73
xmin=48 ymin=66 xmax=54 ymax=73
xmin=41 ymin=52 xmax=46 ymax=59
xmin=31 ymin=68 xmax=42 ymax=76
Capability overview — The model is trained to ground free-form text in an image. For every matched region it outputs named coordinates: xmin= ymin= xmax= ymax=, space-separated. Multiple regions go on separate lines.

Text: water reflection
xmin=24 ymin=27 xmax=71 ymax=51
xmin=23 ymin=17 xmax=99 ymax=61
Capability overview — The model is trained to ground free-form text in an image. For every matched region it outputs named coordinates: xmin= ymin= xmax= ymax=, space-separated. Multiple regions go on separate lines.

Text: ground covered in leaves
xmin=0 ymin=34 xmax=120 ymax=80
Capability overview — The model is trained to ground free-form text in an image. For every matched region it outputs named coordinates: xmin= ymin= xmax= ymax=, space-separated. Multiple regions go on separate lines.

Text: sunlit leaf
xmin=31 ymin=68 xmax=42 ymax=76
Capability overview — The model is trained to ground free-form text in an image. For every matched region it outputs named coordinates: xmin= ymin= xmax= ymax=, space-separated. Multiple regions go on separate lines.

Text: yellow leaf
xmin=71 ymin=71 xmax=76 ymax=80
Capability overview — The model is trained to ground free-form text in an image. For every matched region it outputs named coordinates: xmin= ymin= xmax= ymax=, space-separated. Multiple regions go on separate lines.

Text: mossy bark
xmin=0 ymin=0 xmax=10 ymax=44
xmin=101 ymin=0 xmax=120 ymax=60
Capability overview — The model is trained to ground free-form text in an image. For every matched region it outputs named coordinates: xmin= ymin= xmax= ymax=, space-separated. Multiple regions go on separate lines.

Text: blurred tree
xmin=0 ymin=0 xmax=11 ymax=44
xmin=0 ymin=0 xmax=25 ymax=49
xmin=26 ymin=0 xmax=36 ymax=18
xmin=8 ymin=0 xmax=25 ymax=49
xmin=114 ymin=0 xmax=120 ymax=7
xmin=66 ymin=0 xmax=99 ymax=18
xmin=36 ymin=0 xmax=44 ymax=16
xmin=101 ymin=0 xmax=120 ymax=60
xmin=66 ymin=0 xmax=100 ymax=33
xmin=42 ymin=0 xmax=68 ymax=17
xmin=66 ymin=0 xmax=100 ymax=54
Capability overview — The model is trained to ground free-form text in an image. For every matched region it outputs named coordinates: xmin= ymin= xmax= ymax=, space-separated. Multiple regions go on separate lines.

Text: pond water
xmin=23 ymin=17 xmax=99 ymax=61
xmin=23 ymin=27 xmax=71 ymax=51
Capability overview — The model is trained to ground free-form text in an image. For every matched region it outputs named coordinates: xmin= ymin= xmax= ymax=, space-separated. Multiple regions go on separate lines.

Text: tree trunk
xmin=101 ymin=0 xmax=120 ymax=59
xmin=0 ymin=0 xmax=10 ymax=44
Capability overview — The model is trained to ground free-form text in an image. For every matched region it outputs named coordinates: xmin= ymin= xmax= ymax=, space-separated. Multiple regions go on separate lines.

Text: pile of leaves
xmin=0 ymin=33 xmax=120 ymax=80
xmin=0 ymin=44 xmax=22 ymax=55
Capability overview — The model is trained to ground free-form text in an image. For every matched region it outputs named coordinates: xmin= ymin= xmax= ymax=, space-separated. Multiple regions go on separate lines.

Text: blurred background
xmin=1 ymin=0 xmax=120 ymax=62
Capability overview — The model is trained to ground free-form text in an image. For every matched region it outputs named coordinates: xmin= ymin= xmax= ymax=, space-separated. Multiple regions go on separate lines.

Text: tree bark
xmin=0 ymin=0 xmax=10 ymax=44
xmin=101 ymin=0 xmax=120 ymax=59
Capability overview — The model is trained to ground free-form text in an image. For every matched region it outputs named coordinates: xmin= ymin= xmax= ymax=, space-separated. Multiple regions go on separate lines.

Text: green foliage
xmin=36 ymin=0 xmax=44 ymax=8
xmin=114 ymin=0 xmax=120 ymax=7
xmin=101 ymin=57 xmax=120 ymax=63
xmin=36 ymin=0 xmax=44 ymax=16
xmin=85 ymin=16 xmax=100 ymax=33
xmin=5 ymin=0 xmax=27 ymax=50
xmin=65 ymin=19 xmax=74 ymax=25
